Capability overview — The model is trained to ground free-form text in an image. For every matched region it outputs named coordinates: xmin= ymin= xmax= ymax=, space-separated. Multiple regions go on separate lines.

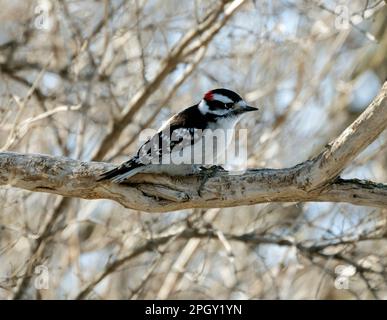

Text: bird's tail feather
xmin=97 ymin=158 xmax=144 ymax=183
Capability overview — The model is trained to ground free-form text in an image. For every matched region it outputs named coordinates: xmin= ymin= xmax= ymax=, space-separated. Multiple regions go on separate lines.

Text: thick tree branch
xmin=0 ymin=152 xmax=386 ymax=212
xmin=304 ymin=81 xmax=387 ymax=190
xmin=1 ymin=82 xmax=386 ymax=212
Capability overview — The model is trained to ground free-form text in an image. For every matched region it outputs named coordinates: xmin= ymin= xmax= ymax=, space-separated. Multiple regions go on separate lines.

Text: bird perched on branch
xmin=98 ymin=88 xmax=258 ymax=183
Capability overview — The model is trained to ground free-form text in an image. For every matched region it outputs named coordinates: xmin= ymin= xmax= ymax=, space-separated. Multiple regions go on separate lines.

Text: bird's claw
xmin=199 ymin=165 xmax=225 ymax=172
xmin=198 ymin=165 xmax=226 ymax=196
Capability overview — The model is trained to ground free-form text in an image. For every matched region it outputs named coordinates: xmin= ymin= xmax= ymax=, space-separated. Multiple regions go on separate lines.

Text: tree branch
xmin=0 ymin=152 xmax=386 ymax=212
xmin=1 ymin=82 xmax=386 ymax=212
xmin=304 ymin=81 xmax=387 ymax=190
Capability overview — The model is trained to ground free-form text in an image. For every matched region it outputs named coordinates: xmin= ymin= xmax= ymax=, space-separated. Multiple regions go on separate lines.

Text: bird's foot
xmin=199 ymin=165 xmax=226 ymax=172
xmin=198 ymin=165 xmax=226 ymax=196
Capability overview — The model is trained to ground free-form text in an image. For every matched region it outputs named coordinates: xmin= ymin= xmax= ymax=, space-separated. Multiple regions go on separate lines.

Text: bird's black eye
xmin=225 ymin=103 xmax=233 ymax=109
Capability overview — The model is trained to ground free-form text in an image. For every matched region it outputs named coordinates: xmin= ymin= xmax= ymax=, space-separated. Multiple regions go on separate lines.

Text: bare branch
xmin=0 ymin=151 xmax=386 ymax=212
xmin=304 ymin=81 xmax=387 ymax=190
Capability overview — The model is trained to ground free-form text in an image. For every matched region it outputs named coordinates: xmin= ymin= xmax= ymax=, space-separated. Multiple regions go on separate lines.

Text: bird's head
xmin=198 ymin=88 xmax=258 ymax=117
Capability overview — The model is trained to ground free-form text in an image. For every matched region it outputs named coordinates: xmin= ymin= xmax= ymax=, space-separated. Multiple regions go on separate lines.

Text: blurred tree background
xmin=0 ymin=0 xmax=386 ymax=299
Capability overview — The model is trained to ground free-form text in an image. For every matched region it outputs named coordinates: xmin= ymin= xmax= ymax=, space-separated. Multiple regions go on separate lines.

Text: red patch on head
xmin=204 ymin=91 xmax=213 ymax=101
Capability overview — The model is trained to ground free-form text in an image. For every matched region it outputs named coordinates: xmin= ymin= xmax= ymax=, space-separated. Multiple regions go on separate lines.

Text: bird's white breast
xmin=165 ymin=116 xmax=239 ymax=166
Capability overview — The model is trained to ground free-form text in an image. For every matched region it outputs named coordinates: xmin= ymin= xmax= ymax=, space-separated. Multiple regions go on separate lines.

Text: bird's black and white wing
xmin=98 ymin=106 xmax=205 ymax=183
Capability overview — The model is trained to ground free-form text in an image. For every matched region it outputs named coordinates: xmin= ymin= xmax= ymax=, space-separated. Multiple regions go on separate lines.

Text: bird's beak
xmin=243 ymin=105 xmax=259 ymax=112
xmin=233 ymin=102 xmax=259 ymax=114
